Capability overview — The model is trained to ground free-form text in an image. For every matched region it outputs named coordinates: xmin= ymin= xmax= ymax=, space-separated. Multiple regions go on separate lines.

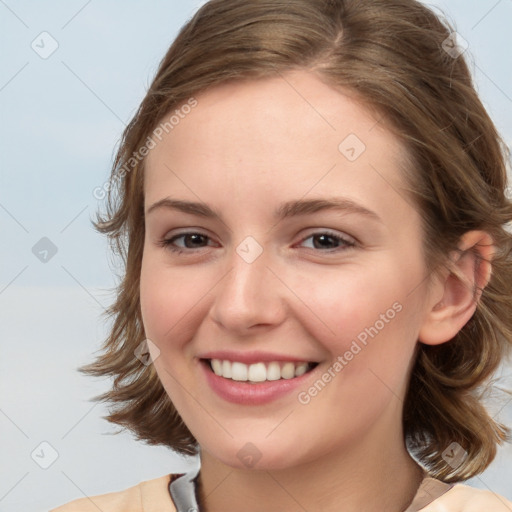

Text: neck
xmin=196 ymin=416 xmax=425 ymax=512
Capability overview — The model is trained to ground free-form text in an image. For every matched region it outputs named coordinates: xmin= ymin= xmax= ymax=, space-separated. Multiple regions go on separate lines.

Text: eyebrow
xmin=146 ymin=197 xmax=382 ymax=223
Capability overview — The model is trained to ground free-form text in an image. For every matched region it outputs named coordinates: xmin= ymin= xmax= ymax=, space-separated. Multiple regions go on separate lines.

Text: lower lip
xmin=199 ymin=360 xmax=319 ymax=405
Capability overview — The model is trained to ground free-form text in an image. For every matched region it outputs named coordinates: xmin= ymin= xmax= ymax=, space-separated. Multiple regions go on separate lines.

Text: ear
xmin=418 ymin=230 xmax=495 ymax=346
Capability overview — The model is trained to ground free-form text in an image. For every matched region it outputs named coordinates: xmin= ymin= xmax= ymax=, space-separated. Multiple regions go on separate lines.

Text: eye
xmin=157 ymin=232 xmax=216 ymax=254
xmin=157 ymin=229 xmax=356 ymax=255
xmin=297 ymin=231 xmax=355 ymax=252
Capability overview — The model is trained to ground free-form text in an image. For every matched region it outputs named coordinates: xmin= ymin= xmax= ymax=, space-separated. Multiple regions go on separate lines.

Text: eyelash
xmin=157 ymin=230 xmax=356 ymax=255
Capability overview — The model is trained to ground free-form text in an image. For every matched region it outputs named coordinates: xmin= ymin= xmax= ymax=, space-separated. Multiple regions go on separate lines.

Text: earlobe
xmin=418 ymin=231 xmax=494 ymax=346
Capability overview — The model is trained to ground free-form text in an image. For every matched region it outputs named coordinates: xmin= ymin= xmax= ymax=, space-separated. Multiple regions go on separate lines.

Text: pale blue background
xmin=1 ymin=1 xmax=511 ymax=511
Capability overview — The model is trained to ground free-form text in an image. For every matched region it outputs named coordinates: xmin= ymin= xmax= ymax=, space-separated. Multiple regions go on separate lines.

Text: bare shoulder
xmin=422 ymin=483 xmax=512 ymax=512
xmin=50 ymin=474 xmax=175 ymax=512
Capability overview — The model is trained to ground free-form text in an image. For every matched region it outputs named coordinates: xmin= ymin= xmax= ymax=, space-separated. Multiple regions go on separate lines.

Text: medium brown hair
xmin=82 ymin=0 xmax=512 ymax=482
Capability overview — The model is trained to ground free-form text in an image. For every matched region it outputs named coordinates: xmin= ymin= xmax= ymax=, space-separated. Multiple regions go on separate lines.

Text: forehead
xmin=143 ymin=70 xmax=412 ymax=222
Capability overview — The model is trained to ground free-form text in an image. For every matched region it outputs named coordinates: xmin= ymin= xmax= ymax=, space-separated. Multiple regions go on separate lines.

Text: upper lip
xmin=198 ymin=350 xmax=319 ymax=365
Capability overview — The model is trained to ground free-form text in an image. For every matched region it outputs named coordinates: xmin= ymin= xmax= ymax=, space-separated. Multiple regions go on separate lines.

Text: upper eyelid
xmin=296 ymin=231 xmax=356 ymax=248
xmin=164 ymin=229 xmax=355 ymax=247
xmin=165 ymin=231 xmax=217 ymax=247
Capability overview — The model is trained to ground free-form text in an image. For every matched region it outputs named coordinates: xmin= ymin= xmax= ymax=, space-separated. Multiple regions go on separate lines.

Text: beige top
xmin=50 ymin=471 xmax=512 ymax=511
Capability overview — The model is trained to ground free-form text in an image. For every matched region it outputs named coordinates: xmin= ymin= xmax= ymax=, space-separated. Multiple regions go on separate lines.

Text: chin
xmin=203 ymin=439 xmax=309 ymax=472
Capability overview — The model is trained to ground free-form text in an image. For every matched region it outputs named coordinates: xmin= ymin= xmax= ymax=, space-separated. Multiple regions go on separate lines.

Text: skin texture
xmin=140 ymin=70 xmax=493 ymax=512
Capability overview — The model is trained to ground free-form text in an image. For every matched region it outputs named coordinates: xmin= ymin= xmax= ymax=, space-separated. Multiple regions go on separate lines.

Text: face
xmin=140 ymin=69 xmax=432 ymax=470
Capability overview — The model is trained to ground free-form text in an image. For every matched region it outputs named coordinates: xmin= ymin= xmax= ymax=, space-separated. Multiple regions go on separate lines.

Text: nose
xmin=208 ymin=239 xmax=287 ymax=335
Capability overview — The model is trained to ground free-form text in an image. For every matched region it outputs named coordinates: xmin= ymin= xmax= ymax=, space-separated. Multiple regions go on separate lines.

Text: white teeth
xmin=295 ymin=363 xmax=308 ymax=376
xmin=222 ymin=359 xmax=232 ymax=378
xmin=211 ymin=359 xmax=222 ymax=376
xmin=267 ymin=361 xmax=281 ymax=381
xmin=248 ymin=362 xmax=266 ymax=382
xmin=208 ymin=359 xmax=314 ymax=382
xmin=281 ymin=362 xmax=296 ymax=379
xmin=231 ymin=362 xmax=248 ymax=381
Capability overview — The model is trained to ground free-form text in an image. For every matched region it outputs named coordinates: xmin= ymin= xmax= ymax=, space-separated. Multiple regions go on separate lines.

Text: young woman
xmin=52 ymin=0 xmax=512 ymax=510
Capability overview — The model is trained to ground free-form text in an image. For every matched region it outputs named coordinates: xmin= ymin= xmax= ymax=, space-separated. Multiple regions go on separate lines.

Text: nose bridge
xmin=210 ymin=235 xmax=284 ymax=331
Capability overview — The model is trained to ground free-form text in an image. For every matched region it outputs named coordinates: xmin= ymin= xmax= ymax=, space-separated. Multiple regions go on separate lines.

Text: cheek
xmin=140 ymin=262 xmax=165 ymax=340
xmin=139 ymin=253 xmax=214 ymax=356
xmin=140 ymin=256 xmax=184 ymax=344
xmin=291 ymin=263 xmax=411 ymax=353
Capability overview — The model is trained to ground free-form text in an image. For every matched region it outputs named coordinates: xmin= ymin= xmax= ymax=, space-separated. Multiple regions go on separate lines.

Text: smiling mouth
xmin=202 ymin=358 xmax=319 ymax=383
